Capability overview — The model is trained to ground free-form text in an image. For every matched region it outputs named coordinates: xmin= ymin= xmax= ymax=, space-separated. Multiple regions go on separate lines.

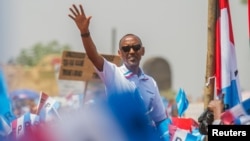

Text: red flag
xmin=215 ymin=0 xmax=242 ymax=109
xmin=171 ymin=117 xmax=198 ymax=132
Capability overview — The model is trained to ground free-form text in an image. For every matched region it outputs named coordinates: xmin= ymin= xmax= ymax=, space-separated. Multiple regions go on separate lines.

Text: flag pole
xmin=83 ymin=81 xmax=88 ymax=103
xmin=248 ymin=0 xmax=250 ymax=44
xmin=204 ymin=0 xmax=217 ymax=109
xmin=111 ymin=27 xmax=117 ymax=55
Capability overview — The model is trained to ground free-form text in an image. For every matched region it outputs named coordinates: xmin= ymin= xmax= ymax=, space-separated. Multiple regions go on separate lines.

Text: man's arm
xmin=207 ymin=99 xmax=224 ymax=121
xmin=155 ymin=118 xmax=171 ymax=141
xmin=68 ymin=4 xmax=104 ymax=71
xmin=207 ymin=99 xmax=224 ymax=125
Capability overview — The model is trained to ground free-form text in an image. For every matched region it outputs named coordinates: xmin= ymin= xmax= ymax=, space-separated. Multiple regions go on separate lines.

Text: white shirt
xmin=96 ymin=59 xmax=167 ymax=122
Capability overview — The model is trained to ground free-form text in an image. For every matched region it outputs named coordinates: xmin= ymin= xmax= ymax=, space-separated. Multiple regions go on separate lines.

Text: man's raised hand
xmin=68 ymin=4 xmax=91 ymax=33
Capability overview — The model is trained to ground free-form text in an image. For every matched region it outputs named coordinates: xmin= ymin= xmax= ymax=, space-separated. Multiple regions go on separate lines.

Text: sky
xmin=0 ymin=0 xmax=250 ymax=100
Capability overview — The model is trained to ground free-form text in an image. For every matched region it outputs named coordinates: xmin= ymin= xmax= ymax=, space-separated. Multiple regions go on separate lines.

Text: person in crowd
xmin=68 ymin=3 xmax=169 ymax=140
xmin=207 ymin=99 xmax=224 ymax=125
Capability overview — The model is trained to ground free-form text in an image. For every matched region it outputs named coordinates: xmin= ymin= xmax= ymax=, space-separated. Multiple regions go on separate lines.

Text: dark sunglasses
xmin=121 ymin=44 xmax=141 ymax=52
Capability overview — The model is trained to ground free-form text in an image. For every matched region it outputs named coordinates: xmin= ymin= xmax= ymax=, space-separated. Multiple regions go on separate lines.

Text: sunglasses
xmin=121 ymin=44 xmax=141 ymax=52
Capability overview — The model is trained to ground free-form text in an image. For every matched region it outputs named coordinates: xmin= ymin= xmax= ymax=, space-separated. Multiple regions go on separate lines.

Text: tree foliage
xmin=241 ymin=0 xmax=247 ymax=4
xmin=14 ymin=41 xmax=71 ymax=67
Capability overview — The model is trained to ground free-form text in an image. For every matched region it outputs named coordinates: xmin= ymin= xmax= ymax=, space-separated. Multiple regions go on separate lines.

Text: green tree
xmin=241 ymin=0 xmax=247 ymax=4
xmin=14 ymin=41 xmax=71 ymax=67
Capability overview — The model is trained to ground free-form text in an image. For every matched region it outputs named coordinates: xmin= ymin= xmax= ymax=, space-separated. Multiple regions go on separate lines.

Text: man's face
xmin=118 ymin=36 xmax=145 ymax=69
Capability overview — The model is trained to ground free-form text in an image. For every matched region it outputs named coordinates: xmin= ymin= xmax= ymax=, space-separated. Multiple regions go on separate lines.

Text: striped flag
xmin=234 ymin=115 xmax=250 ymax=125
xmin=12 ymin=113 xmax=25 ymax=139
xmin=11 ymin=112 xmax=42 ymax=140
xmin=221 ymin=98 xmax=250 ymax=124
xmin=169 ymin=121 xmax=204 ymax=141
xmin=36 ymin=92 xmax=60 ymax=122
xmin=215 ymin=0 xmax=241 ymax=109
xmin=171 ymin=128 xmax=198 ymax=141
xmin=175 ymin=88 xmax=189 ymax=117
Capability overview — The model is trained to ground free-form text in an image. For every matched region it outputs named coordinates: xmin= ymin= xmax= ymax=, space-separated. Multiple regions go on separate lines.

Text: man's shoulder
xmin=143 ymin=73 xmax=155 ymax=80
xmin=103 ymin=58 xmax=119 ymax=68
xmin=142 ymin=73 xmax=158 ymax=85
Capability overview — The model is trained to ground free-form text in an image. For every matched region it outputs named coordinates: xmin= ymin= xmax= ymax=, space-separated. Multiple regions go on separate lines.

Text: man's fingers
xmin=73 ymin=4 xmax=80 ymax=15
xmin=68 ymin=14 xmax=75 ymax=20
xmin=69 ymin=7 xmax=77 ymax=17
xmin=79 ymin=5 xmax=86 ymax=19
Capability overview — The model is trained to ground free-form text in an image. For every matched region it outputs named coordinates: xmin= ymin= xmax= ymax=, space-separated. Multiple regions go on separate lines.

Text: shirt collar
xmin=121 ymin=64 xmax=149 ymax=80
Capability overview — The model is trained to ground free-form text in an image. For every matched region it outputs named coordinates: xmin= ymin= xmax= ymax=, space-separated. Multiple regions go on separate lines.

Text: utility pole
xmin=111 ymin=28 xmax=117 ymax=54
xmin=204 ymin=0 xmax=217 ymax=109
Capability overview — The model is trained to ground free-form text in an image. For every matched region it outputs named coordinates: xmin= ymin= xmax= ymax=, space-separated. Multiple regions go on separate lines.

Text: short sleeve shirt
xmin=95 ymin=59 xmax=167 ymax=122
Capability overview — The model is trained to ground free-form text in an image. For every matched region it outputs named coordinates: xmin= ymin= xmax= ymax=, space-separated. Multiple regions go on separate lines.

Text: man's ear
xmin=118 ymin=49 xmax=122 ymax=57
xmin=141 ymin=47 xmax=145 ymax=56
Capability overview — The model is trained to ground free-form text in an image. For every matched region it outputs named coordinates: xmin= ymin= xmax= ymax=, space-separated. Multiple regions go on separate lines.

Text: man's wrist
xmin=81 ymin=32 xmax=90 ymax=38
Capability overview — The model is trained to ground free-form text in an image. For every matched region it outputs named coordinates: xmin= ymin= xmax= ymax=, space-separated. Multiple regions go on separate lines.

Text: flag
xmin=10 ymin=112 xmax=52 ymax=141
xmin=169 ymin=118 xmax=204 ymax=141
xmin=175 ymin=88 xmax=189 ymax=117
xmin=0 ymin=116 xmax=12 ymax=136
xmin=36 ymin=92 xmax=60 ymax=122
xmin=0 ymin=68 xmax=8 ymax=99
xmin=191 ymin=128 xmax=205 ymax=141
xmin=215 ymin=0 xmax=241 ymax=109
xmin=66 ymin=93 xmax=84 ymax=109
xmin=12 ymin=113 xmax=25 ymax=139
xmin=221 ymin=98 xmax=250 ymax=124
xmin=234 ymin=115 xmax=250 ymax=125
xmin=0 ymin=68 xmax=16 ymax=136
xmin=171 ymin=117 xmax=198 ymax=132
xmin=171 ymin=128 xmax=198 ymax=141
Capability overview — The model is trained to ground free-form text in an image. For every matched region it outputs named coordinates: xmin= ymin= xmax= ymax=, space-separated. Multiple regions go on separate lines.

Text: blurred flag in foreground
xmin=171 ymin=117 xmax=198 ymax=132
xmin=36 ymin=92 xmax=60 ymax=122
xmin=0 ymin=68 xmax=16 ymax=136
xmin=0 ymin=116 xmax=12 ymax=137
xmin=10 ymin=112 xmax=57 ymax=141
xmin=215 ymin=0 xmax=241 ymax=109
xmin=234 ymin=115 xmax=250 ymax=125
xmin=107 ymin=90 xmax=161 ymax=141
xmin=175 ymin=88 xmax=189 ymax=117
xmin=10 ymin=112 xmax=40 ymax=139
xmin=171 ymin=128 xmax=198 ymax=141
xmin=221 ymin=98 xmax=250 ymax=125
xmin=169 ymin=122 xmax=204 ymax=141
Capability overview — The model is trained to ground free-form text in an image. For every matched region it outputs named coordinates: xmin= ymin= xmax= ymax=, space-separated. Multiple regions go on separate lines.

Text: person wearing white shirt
xmin=68 ymin=4 xmax=169 ymax=141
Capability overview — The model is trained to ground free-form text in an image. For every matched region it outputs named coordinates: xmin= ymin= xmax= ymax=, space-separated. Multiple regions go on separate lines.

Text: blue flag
xmin=0 ymin=68 xmax=16 ymax=136
xmin=0 ymin=68 xmax=8 ymax=100
xmin=175 ymin=88 xmax=189 ymax=117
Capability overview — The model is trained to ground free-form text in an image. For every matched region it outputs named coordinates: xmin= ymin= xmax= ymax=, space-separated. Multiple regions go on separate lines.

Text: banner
xmin=59 ymin=51 xmax=122 ymax=81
